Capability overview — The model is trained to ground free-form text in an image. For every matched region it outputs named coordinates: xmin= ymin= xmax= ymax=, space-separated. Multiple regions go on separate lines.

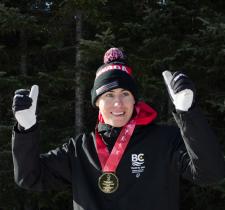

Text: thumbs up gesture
xmin=162 ymin=71 xmax=195 ymax=112
xmin=12 ymin=85 xmax=39 ymax=130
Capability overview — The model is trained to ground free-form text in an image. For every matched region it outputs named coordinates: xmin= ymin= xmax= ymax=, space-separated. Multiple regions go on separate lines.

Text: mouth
xmin=111 ymin=112 xmax=125 ymax=116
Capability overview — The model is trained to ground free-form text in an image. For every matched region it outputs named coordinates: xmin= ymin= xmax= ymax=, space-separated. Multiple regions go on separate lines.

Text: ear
xmin=132 ymin=95 xmax=135 ymax=105
xmin=95 ymin=99 xmax=99 ymax=107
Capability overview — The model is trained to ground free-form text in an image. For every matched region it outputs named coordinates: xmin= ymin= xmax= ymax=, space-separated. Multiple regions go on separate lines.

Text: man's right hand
xmin=12 ymin=85 xmax=39 ymax=130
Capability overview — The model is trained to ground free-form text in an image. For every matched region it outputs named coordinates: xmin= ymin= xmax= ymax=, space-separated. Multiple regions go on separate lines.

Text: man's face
xmin=96 ymin=88 xmax=135 ymax=127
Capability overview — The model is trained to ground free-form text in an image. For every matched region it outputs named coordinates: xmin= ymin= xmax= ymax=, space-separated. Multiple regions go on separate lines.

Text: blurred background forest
xmin=0 ymin=0 xmax=225 ymax=209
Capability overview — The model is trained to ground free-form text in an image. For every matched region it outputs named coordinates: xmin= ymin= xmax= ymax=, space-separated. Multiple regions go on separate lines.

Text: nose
xmin=113 ymin=96 xmax=123 ymax=107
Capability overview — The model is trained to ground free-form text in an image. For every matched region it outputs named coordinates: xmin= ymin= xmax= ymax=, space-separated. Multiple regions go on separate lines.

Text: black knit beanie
xmin=91 ymin=48 xmax=138 ymax=107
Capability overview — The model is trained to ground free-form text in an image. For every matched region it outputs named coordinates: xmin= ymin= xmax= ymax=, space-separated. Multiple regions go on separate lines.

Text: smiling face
xmin=96 ymin=88 xmax=135 ymax=127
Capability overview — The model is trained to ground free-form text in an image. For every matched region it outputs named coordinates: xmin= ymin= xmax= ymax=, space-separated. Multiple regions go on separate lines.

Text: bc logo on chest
xmin=131 ymin=153 xmax=146 ymax=178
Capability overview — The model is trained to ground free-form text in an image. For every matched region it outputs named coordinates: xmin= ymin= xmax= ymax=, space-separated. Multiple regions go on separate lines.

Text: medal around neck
xmin=98 ymin=172 xmax=119 ymax=194
xmin=95 ymin=119 xmax=136 ymax=194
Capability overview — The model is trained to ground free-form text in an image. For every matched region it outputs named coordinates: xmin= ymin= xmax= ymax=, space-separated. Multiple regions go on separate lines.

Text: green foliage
xmin=0 ymin=4 xmax=38 ymax=33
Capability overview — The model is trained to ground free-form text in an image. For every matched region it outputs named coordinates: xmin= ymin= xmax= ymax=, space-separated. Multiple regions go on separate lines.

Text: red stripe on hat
xmin=96 ymin=64 xmax=132 ymax=79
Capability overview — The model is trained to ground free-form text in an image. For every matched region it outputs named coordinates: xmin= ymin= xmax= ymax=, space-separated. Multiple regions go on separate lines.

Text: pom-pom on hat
xmin=104 ymin=47 xmax=125 ymax=64
xmin=91 ymin=48 xmax=138 ymax=107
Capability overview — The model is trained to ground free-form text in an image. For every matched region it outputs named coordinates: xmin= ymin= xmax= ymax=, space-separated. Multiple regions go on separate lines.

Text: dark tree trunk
xmin=20 ymin=29 xmax=27 ymax=76
xmin=74 ymin=10 xmax=84 ymax=136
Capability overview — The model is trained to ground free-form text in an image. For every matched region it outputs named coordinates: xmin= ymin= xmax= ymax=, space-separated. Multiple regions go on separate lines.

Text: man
xmin=12 ymin=48 xmax=225 ymax=210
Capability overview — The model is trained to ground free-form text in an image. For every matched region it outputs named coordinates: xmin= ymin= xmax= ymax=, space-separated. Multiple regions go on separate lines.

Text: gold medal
xmin=98 ymin=172 xmax=119 ymax=193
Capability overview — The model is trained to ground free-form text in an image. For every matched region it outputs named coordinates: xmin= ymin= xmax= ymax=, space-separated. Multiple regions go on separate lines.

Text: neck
xmin=97 ymin=123 xmax=122 ymax=152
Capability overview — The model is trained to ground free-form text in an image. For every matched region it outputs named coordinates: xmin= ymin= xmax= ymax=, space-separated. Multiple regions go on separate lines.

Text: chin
xmin=109 ymin=121 xmax=128 ymax=128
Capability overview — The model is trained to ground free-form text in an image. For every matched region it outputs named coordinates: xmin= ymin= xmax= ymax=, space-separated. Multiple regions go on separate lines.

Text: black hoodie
xmin=12 ymin=104 xmax=225 ymax=210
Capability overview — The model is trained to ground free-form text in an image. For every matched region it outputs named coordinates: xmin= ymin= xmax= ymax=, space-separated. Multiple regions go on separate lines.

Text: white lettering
xmin=96 ymin=64 xmax=130 ymax=78
xmin=132 ymin=153 xmax=144 ymax=162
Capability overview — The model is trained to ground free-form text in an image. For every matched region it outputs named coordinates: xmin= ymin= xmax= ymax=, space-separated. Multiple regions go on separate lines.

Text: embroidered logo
xmin=96 ymin=64 xmax=132 ymax=78
xmin=131 ymin=153 xmax=145 ymax=178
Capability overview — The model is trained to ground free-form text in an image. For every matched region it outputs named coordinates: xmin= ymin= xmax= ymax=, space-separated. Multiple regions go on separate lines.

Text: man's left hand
xmin=162 ymin=71 xmax=195 ymax=112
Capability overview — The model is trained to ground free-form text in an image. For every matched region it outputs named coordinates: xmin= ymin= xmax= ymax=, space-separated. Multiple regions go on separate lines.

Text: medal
xmin=96 ymin=119 xmax=136 ymax=194
xmin=98 ymin=172 xmax=119 ymax=194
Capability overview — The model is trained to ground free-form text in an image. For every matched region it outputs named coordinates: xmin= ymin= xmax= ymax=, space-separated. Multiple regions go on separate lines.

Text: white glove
xmin=13 ymin=85 xmax=39 ymax=130
xmin=162 ymin=71 xmax=195 ymax=112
